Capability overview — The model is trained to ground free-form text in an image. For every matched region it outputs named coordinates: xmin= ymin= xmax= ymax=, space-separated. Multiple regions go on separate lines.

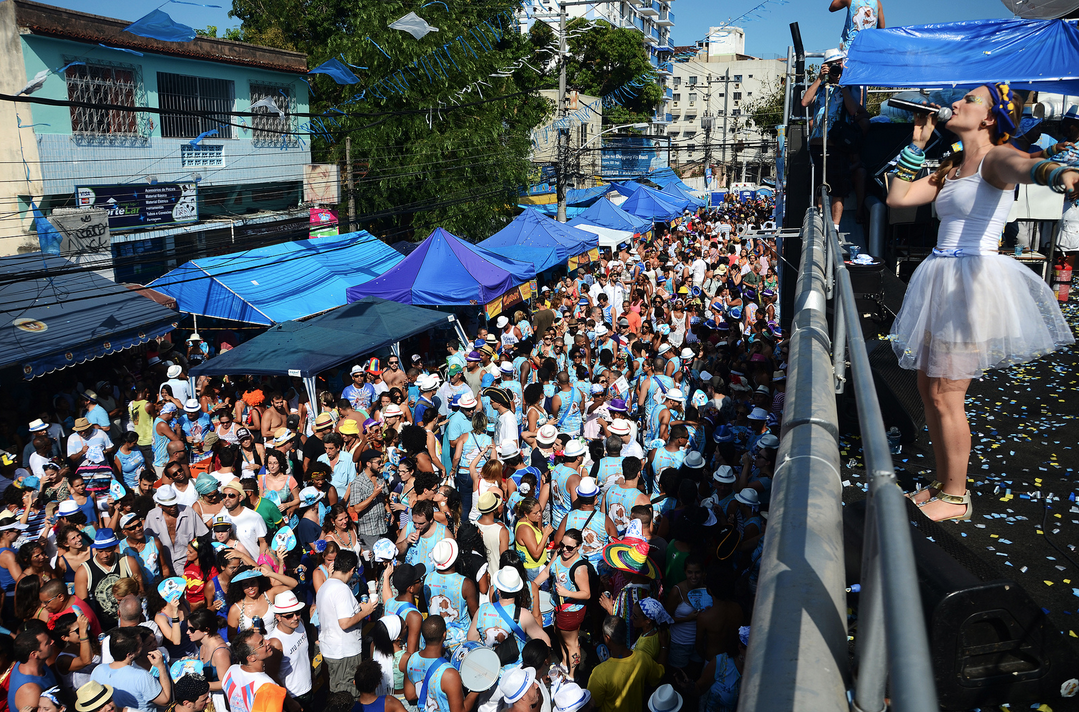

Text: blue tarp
xmin=150 ymin=232 xmax=404 ymax=325
xmin=843 ymin=19 xmax=1079 ymax=94
xmin=608 ymin=180 xmax=648 ymax=198
xmin=0 ymin=254 xmax=178 ymax=379
xmin=189 ymin=297 xmax=454 ymax=379
xmin=346 ymin=227 xmax=535 ymax=306
xmin=480 ymin=209 xmax=597 ymax=273
xmin=568 ymin=197 xmax=651 ymax=234
xmin=647 ymin=168 xmax=699 ymax=196
xmin=619 ymin=186 xmax=683 ymax=222
xmin=565 ymin=185 xmax=610 ymax=207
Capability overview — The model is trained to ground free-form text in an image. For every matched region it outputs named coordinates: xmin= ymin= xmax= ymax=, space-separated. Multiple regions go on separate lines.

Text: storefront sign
xmin=75 ymin=183 xmax=198 ymax=231
xmin=485 ymin=282 xmax=534 ymax=319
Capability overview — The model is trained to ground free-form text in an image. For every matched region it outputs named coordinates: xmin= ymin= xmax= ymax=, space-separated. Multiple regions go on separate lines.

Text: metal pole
xmin=851 ymin=496 xmax=888 ymax=712
xmin=722 ymin=71 xmax=730 ymax=187
xmin=346 ymin=136 xmax=356 ymax=233
xmin=556 ymin=0 xmax=569 ymax=223
xmin=782 ymin=45 xmax=794 ymax=127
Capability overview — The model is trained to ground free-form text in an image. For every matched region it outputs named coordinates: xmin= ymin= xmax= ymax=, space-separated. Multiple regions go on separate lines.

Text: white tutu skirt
xmin=890 ymin=252 xmax=1075 ymax=380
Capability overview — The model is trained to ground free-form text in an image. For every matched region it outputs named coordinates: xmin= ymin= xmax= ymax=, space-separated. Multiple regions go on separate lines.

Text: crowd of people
xmin=0 ymin=198 xmax=784 ymax=712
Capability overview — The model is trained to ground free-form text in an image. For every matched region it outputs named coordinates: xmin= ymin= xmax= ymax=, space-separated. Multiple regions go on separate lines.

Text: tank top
xmin=469 ymin=478 xmax=501 ymax=523
xmin=125 ymin=536 xmax=161 ymax=581
xmin=934 ymin=159 xmax=1013 ymax=255
xmin=840 ymin=0 xmax=878 ymax=49
xmin=704 ymin=653 xmax=743 ymax=712
xmin=8 ymin=666 xmax=57 ymax=712
xmin=670 ymin=587 xmax=697 ymax=646
xmin=550 ymin=464 xmax=577 ymax=526
xmin=562 ymin=509 xmax=607 ymax=566
xmin=555 ymin=387 xmax=583 ymax=435
xmin=670 ymin=313 xmax=687 ymax=346
xmin=550 ymin=556 xmax=584 ymax=613
xmin=356 ymin=697 xmax=387 ymax=712
xmin=595 ymin=457 xmax=624 ymax=489
xmin=0 ymin=548 xmax=17 ymax=593
xmin=403 ymin=522 xmax=448 ymax=566
xmin=423 ymin=571 xmax=470 ymax=648
xmin=477 ymin=521 xmax=506 ymax=581
xmin=81 ymin=556 xmax=133 ymax=628
xmin=651 ymin=447 xmax=685 ymax=480
xmin=58 ymin=650 xmax=98 ymax=690
xmin=474 ymin=601 xmax=525 ymax=656
xmin=405 ymin=654 xmax=451 ymax=712
xmin=151 ymin=417 xmax=171 ymax=467
xmin=513 ymin=521 xmax=547 ymax=570
xmin=236 ymin=593 xmax=276 ymax=634
xmin=384 ymin=596 xmax=420 ymax=622
xmin=268 ymin=625 xmax=312 ymax=696
xmin=129 ymin=400 xmax=153 ymax=446
xmin=604 ymin=484 xmax=642 ymax=533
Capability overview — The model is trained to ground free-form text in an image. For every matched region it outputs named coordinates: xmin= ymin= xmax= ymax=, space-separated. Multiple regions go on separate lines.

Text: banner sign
xmin=76 ymin=183 xmax=197 ymax=231
xmin=600 ymin=136 xmax=668 ymax=179
xmin=485 ymin=281 xmax=533 ymax=319
xmin=568 ymin=247 xmax=600 ymax=271
xmin=310 ymin=207 xmax=338 ymax=227
xmin=310 ymin=226 xmax=339 ymax=238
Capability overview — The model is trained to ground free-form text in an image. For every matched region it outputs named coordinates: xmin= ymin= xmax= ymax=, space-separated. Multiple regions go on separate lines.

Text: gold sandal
xmin=907 ymin=480 xmax=942 ymax=502
xmin=917 ymin=489 xmax=972 ymax=522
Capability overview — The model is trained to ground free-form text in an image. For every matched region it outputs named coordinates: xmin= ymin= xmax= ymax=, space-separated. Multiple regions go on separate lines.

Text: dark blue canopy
xmin=0 ymin=254 xmax=178 ymax=379
xmin=480 ymin=208 xmax=597 ymax=272
xmin=189 ymin=297 xmax=455 ymax=379
xmin=568 ymin=197 xmax=651 ymax=233
xmin=842 ymin=19 xmax=1079 ymax=94
xmin=619 ymin=186 xmax=683 ymax=222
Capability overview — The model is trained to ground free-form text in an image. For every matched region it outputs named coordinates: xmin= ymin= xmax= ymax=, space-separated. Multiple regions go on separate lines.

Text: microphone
xmin=886 ymin=97 xmax=952 ymax=122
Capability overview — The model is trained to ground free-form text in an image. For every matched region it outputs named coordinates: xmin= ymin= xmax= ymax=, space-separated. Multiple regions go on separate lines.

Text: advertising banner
xmin=76 ymin=183 xmax=198 ymax=231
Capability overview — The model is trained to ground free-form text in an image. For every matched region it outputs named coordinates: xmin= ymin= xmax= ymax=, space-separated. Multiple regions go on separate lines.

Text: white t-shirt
xmin=223 ymin=507 xmax=267 ymax=558
xmin=691 ymin=258 xmax=707 ymax=285
xmin=28 ymin=452 xmax=52 ymax=478
xmin=496 ymin=411 xmax=519 ymax=447
xmin=315 ymin=577 xmax=362 ymax=659
xmin=67 ymin=430 xmax=113 ymax=464
xmin=222 ymin=665 xmax=275 ymax=712
xmin=268 ymin=625 xmax=312 ymax=696
xmin=172 ymin=481 xmax=199 ymax=507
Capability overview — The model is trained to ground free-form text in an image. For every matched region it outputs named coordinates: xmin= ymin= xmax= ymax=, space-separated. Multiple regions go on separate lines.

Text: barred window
xmin=158 ymin=73 xmax=234 ymax=139
xmin=66 ymin=64 xmax=139 ymax=136
xmin=250 ymin=84 xmax=291 ymax=145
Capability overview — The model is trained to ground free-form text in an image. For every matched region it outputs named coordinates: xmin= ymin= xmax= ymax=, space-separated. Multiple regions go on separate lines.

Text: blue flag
xmin=31 ymin=203 xmax=62 ymax=256
xmin=308 ymin=58 xmax=359 ymax=85
xmin=123 ymin=9 xmax=196 ymax=43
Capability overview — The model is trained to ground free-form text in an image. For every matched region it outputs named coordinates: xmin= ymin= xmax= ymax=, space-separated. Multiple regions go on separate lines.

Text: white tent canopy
xmin=572 ymin=223 xmax=635 ymax=249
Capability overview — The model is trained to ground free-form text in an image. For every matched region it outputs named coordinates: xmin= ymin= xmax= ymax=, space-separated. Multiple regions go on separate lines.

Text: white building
xmin=664 ymin=28 xmax=785 ymax=187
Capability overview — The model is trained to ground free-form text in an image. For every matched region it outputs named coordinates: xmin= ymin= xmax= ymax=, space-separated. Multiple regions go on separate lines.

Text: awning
xmin=188 ymin=297 xmax=455 ymax=379
xmin=149 ymin=231 xmax=404 ymax=325
xmin=572 ymin=223 xmax=636 ymax=249
xmin=0 ymin=253 xmax=179 ymax=379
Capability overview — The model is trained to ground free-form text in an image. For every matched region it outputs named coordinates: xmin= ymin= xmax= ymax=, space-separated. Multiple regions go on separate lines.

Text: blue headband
xmin=985 ymin=83 xmax=1018 ymax=144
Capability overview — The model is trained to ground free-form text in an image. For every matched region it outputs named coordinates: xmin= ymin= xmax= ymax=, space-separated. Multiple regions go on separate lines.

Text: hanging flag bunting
xmin=308 ymin=58 xmax=360 ymax=85
xmin=250 ymin=97 xmax=285 ymax=119
xmin=99 ymin=44 xmax=144 ymax=56
xmin=123 ymin=9 xmax=197 ymax=43
xmin=189 ymin=129 xmax=219 ymax=146
xmin=389 ymin=11 xmax=440 ymax=39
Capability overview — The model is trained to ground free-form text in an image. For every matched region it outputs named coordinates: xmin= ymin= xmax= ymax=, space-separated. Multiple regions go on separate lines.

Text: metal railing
xmin=739 ymin=190 xmax=938 ymax=711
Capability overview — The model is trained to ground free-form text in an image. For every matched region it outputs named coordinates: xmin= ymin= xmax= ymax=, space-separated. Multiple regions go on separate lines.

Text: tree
xmin=229 ymin=0 xmax=552 ymax=239
xmin=536 ymin=19 xmax=661 ymax=125
xmin=746 ymin=78 xmax=785 ymax=133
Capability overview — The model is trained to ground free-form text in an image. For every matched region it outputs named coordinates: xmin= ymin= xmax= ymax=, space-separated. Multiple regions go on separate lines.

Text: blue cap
xmin=481 ymin=374 xmax=495 ymax=388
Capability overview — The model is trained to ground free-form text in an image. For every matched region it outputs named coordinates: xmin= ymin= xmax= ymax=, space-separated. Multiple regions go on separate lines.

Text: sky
xmin=49 ymin=0 xmax=1016 ymax=59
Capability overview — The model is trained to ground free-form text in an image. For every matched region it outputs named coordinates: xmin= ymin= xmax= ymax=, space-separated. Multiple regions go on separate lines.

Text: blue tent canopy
xmin=620 ymin=186 xmax=683 ymax=222
xmin=661 ymin=182 xmax=706 ymax=208
xmin=149 ymin=232 xmax=403 ymax=325
xmin=480 ymin=209 xmax=597 ymax=273
xmin=842 ymin=19 xmax=1079 ymax=94
xmin=647 ymin=168 xmax=699 ymax=195
xmin=568 ymin=197 xmax=651 ymax=233
xmin=0 ymin=254 xmax=178 ymax=379
xmin=608 ymin=181 xmax=648 ymax=198
xmin=189 ymin=297 xmax=455 ymax=379
xmin=565 ymin=185 xmax=610 ymax=207
xmin=346 ymin=227 xmax=535 ymax=306
xmin=519 ymin=204 xmax=590 ymax=219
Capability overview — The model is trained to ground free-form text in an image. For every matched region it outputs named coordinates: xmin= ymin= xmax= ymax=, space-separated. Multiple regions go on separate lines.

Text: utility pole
xmin=556 ymin=0 xmax=569 ymax=222
xmin=346 ymin=136 xmax=355 ymax=233
xmin=721 ymin=70 xmax=730 ymax=188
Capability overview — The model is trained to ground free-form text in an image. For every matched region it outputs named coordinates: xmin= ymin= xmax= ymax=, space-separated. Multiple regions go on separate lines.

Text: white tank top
xmin=268 ymin=625 xmax=312 ymax=696
xmin=934 ymin=159 xmax=1014 ymax=255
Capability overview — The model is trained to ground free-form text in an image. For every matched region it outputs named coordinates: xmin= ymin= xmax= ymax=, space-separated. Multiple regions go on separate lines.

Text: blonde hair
xmin=480 ymin=459 xmax=504 ymax=484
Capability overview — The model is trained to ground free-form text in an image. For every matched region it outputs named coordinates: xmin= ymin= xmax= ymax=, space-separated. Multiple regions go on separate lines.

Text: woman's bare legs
xmin=916 ymin=371 xmax=972 ymax=520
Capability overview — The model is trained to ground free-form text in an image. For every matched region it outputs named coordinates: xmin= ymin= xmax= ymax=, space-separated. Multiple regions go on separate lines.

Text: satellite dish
xmin=1001 ymin=0 xmax=1079 ymax=19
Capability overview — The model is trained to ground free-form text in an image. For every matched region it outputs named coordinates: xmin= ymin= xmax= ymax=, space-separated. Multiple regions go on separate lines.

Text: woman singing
xmin=887 ymin=83 xmax=1075 ymax=521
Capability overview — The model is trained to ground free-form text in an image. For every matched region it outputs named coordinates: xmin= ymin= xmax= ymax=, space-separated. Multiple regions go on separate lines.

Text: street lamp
xmin=557 ymin=122 xmax=648 ymax=221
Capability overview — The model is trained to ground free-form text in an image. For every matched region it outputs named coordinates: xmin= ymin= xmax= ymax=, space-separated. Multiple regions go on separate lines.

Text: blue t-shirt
xmin=86 ymin=404 xmax=111 ymax=430
xmin=91 ymin=664 xmax=162 ymax=712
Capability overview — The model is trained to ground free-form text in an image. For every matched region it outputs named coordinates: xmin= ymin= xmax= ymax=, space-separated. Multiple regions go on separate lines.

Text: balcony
xmin=665 ymin=86 xmax=673 ymax=98
xmin=656 ymin=44 xmax=673 ymax=53
xmin=658 ymin=62 xmax=672 ymax=75
xmin=657 ymin=9 xmax=674 ymax=25
xmin=639 ymin=1 xmax=659 ymax=16
xmin=626 ymin=0 xmax=645 ymax=6
xmin=652 ymin=114 xmax=671 ymax=125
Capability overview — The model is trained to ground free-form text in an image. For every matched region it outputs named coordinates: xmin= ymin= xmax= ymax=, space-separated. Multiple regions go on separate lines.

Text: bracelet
xmin=1031 ymin=160 xmax=1057 ymax=186
xmin=79 ymin=637 xmax=89 ymax=641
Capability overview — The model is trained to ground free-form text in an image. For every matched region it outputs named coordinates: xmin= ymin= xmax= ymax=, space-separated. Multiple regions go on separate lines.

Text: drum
xmin=450 ymin=641 xmax=500 ymax=692
xmin=538 ymin=590 xmax=555 ymax=628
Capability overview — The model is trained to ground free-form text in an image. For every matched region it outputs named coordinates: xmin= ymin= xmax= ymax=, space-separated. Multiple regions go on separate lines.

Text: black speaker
xmin=863 ymin=340 xmax=925 ymax=443
xmin=784 ymin=124 xmax=812 ymax=230
xmin=844 ymin=500 xmax=1079 ymax=711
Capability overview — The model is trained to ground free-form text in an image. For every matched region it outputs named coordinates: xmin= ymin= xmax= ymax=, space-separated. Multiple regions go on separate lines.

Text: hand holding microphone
xmin=887 ymin=97 xmax=952 ymax=123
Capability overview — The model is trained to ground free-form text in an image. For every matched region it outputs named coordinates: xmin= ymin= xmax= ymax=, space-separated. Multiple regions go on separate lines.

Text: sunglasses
xmin=278 ymin=611 xmax=301 ymax=619
xmin=223 ymin=492 xmax=241 ymax=499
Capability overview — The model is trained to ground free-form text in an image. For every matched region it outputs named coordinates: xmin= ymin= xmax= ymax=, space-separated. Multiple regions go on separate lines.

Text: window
xmin=180 ymin=144 xmax=224 ymax=167
xmin=673 ymin=77 xmax=681 ymax=86
xmin=733 ymin=92 xmax=742 ymax=100
xmin=158 ymin=73 xmax=234 ymax=139
xmin=684 ymin=115 xmax=696 ymax=122
xmin=733 ymin=74 xmax=743 ymax=82
xmin=688 ymin=93 xmax=697 ymax=104
xmin=673 ymin=93 xmax=681 ymax=102
xmin=732 ymin=108 xmax=741 ymax=116
xmin=250 ymin=84 xmax=293 ymax=146
xmin=748 ymin=74 xmax=753 ymax=78
xmin=688 ymin=144 xmax=695 ymax=154
xmin=717 ymin=92 xmax=724 ymax=98
xmin=688 ymin=76 xmax=697 ymax=85
xmin=748 ymin=92 xmax=753 ymax=97
xmin=66 ymin=63 xmax=139 ymax=136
